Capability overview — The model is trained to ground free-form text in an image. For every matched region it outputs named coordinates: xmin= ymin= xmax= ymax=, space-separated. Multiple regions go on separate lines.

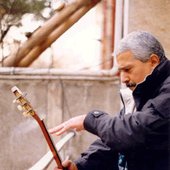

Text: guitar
xmin=11 ymin=86 xmax=67 ymax=170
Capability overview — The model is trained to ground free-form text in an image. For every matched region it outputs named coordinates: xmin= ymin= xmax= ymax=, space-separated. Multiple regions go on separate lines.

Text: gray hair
xmin=115 ymin=31 xmax=166 ymax=62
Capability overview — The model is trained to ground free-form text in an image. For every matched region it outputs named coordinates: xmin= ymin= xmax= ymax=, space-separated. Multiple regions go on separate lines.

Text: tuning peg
xmin=13 ymin=99 xmax=21 ymax=104
xmin=23 ymin=111 xmax=31 ymax=117
xmin=13 ymin=99 xmax=17 ymax=104
xmin=23 ymin=112 xmax=28 ymax=117
xmin=17 ymin=105 xmax=23 ymax=111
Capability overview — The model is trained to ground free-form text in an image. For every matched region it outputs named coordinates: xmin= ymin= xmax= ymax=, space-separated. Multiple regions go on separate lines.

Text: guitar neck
xmin=33 ymin=113 xmax=64 ymax=169
xmin=11 ymin=86 xmax=67 ymax=170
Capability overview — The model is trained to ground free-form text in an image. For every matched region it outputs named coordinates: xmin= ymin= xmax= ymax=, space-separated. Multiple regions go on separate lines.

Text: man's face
xmin=117 ymin=51 xmax=158 ymax=91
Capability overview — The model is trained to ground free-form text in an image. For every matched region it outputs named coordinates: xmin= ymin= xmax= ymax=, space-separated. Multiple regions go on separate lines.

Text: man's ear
xmin=149 ymin=54 xmax=160 ymax=67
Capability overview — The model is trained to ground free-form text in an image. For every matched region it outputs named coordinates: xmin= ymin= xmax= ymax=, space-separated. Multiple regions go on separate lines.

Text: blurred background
xmin=0 ymin=0 xmax=170 ymax=169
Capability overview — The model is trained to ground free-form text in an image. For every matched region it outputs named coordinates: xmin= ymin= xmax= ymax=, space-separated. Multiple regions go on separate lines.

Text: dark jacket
xmin=75 ymin=59 xmax=170 ymax=170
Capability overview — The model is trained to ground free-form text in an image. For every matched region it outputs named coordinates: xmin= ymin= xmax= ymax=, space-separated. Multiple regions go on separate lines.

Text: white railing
xmin=29 ymin=131 xmax=76 ymax=170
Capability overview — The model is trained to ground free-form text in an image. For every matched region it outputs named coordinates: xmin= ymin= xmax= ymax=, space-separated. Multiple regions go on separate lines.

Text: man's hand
xmin=49 ymin=114 xmax=86 ymax=136
xmin=54 ymin=160 xmax=78 ymax=170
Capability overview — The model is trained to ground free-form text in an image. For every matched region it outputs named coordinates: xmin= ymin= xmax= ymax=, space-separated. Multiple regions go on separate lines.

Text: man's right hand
xmin=54 ymin=160 xmax=78 ymax=170
xmin=49 ymin=114 xmax=86 ymax=136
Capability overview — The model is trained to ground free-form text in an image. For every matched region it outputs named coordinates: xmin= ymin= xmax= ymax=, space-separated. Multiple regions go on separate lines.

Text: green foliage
xmin=0 ymin=0 xmax=49 ymax=41
xmin=1 ymin=0 xmax=47 ymax=16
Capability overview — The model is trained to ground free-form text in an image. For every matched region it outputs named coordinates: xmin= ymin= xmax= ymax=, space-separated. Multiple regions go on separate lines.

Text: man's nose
xmin=120 ymin=72 xmax=129 ymax=84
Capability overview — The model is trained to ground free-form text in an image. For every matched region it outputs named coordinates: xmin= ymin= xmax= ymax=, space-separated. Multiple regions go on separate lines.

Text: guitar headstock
xmin=11 ymin=86 xmax=35 ymax=117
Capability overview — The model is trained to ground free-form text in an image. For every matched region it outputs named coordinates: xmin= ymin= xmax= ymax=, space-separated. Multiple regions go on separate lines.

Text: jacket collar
xmin=120 ymin=88 xmax=136 ymax=115
xmin=132 ymin=59 xmax=170 ymax=110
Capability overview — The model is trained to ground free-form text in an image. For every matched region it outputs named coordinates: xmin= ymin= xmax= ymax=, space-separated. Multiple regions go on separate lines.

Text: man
xmin=49 ymin=31 xmax=170 ymax=170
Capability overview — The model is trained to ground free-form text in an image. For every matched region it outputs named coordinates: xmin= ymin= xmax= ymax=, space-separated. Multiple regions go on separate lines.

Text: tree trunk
xmin=3 ymin=0 xmax=100 ymax=67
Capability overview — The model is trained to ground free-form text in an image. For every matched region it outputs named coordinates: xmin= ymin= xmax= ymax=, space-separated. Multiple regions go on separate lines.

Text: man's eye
xmin=124 ymin=68 xmax=130 ymax=72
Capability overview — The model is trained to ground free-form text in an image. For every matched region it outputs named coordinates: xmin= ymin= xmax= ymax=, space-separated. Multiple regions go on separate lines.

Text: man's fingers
xmin=49 ymin=115 xmax=86 ymax=136
xmin=62 ymin=160 xmax=78 ymax=170
xmin=49 ymin=122 xmax=71 ymax=136
xmin=53 ymin=160 xmax=77 ymax=170
xmin=54 ymin=127 xmax=67 ymax=136
xmin=49 ymin=125 xmax=63 ymax=134
xmin=62 ymin=160 xmax=72 ymax=167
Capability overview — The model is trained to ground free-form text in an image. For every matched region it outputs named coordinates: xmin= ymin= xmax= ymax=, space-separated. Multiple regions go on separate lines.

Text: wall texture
xmin=128 ymin=0 xmax=170 ymax=58
xmin=0 ymin=69 xmax=120 ymax=169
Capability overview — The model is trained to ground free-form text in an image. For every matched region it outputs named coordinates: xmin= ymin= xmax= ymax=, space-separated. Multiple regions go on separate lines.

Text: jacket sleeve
xmin=83 ymin=80 xmax=170 ymax=151
xmin=83 ymin=107 xmax=164 ymax=151
xmin=74 ymin=139 xmax=119 ymax=170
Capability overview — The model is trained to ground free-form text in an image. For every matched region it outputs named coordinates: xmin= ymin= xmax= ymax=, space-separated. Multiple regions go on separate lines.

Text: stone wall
xmin=0 ymin=68 xmax=120 ymax=170
xmin=128 ymin=0 xmax=170 ymax=58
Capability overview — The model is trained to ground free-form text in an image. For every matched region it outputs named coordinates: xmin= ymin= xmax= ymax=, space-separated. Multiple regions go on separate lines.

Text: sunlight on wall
xmin=31 ymin=3 xmax=103 ymax=70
